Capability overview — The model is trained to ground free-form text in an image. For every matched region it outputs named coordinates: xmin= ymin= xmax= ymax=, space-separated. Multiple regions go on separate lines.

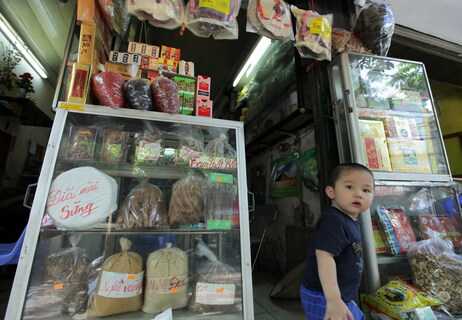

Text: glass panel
xmin=370 ymin=184 xmax=461 ymax=260
xmin=348 ymin=54 xmax=449 ymax=175
xmin=22 ymin=111 xmax=244 ymax=319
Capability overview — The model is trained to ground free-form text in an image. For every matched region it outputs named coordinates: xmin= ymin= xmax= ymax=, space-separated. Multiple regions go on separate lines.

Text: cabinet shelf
xmin=40 ymin=226 xmax=240 ymax=235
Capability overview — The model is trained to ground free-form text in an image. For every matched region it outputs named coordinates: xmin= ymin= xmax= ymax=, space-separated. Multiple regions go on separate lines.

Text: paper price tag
xmin=54 ymin=284 xmax=64 ymax=290
xmin=60 ymin=103 xmax=85 ymax=111
xmin=210 ymin=173 xmax=233 ymax=184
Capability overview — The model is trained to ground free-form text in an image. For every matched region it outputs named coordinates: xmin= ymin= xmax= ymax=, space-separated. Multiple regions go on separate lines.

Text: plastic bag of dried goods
xmin=183 ymin=0 xmax=242 ymax=40
xmin=408 ymin=237 xmax=462 ymax=315
xmin=363 ymin=278 xmax=442 ymax=319
xmin=116 ymin=182 xmax=168 ymax=229
xmin=170 ymin=124 xmax=205 ymax=166
xmin=353 ymin=0 xmax=395 ymax=56
xmin=91 ymin=64 xmax=125 ymax=108
xmin=188 ymin=240 xmax=242 ymax=313
xmin=86 ymin=238 xmax=144 ymax=317
xmin=150 ymin=75 xmax=180 ymax=114
xmin=204 ymin=130 xmax=236 ymax=158
xmin=100 ymin=129 xmax=129 ymax=163
xmin=246 ymin=0 xmax=294 ymax=41
xmin=142 ymin=243 xmax=189 ymax=313
xmin=127 ymin=121 xmax=164 ymax=167
xmin=168 ymin=171 xmax=204 ymax=228
xmin=124 ymin=64 xmax=153 ymax=111
xmin=203 ymin=173 xmax=237 ymax=229
xmin=290 ymin=6 xmax=333 ymax=61
xmin=127 ymin=0 xmax=184 ymax=30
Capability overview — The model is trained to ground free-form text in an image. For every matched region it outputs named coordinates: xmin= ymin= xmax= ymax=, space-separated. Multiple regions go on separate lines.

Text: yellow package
xmin=359 ymin=119 xmax=387 ymax=139
xmin=363 ymin=279 xmax=442 ymax=320
xmin=362 ymin=137 xmax=392 ymax=172
xmin=387 ymin=138 xmax=431 ymax=173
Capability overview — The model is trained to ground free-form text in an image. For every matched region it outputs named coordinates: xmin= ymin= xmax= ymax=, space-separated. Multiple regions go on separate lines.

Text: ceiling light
xmin=232 ymin=36 xmax=271 ymax=87
xmin=0 ymin=15 xmax=48 ymax=79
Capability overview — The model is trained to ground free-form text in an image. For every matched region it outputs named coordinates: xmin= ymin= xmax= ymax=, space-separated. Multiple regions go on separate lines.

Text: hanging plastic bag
xmin=142 ymin=243 xmax=189 ymax=313
xmin=126 ymin=0 xmax=184 ymax=30
xmin=168 ymin=171 xmax=205 ymax=227
xmin=188 ymin=240 xmax=242 ymax=312
xmin=91 ymin=64 xmax=125 ymax=108
xmin=290 ymin=6 xmax=333 ymax=61
xmin=86 ymin=238 xmax=144 ymax=317
xmin=407 ymin=238 xmax=462 ymax=315
xmin=151 ymin=75 xmax=180 ymax=114
xmin=353 ymin=0 xmax=395 ymax=56
xmin=204 ymin=130 xmax=236 ymax=158
xmin=246 ymin=0 xmax=294 ymax=41
xmin=125 ymin=64 xmax=153 ymax=111
xmin=183 ymin=0 xmax=242 ymax=39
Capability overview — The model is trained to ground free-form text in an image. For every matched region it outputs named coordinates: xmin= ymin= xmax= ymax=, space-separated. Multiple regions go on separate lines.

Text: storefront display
xmin=6 ymin=103 xmax=253 ymax=319
xmin=328 ymin=52 xmax=461 ymax=304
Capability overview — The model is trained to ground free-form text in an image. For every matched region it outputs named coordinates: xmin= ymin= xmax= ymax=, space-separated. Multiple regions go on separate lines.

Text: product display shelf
xmin=6 ymin=102 xmax=253 ymax=320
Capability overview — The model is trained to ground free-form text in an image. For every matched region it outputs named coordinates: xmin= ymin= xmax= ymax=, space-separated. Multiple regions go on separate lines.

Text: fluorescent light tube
xmin=233 ymin=36 xmax=271 ymax=87
xmin=0 ymin=16 xmax=48 ymax=79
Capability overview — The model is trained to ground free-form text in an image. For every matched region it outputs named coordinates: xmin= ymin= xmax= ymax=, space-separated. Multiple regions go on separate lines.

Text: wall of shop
xmin=247 ymin=125 xmax=321 ymax=275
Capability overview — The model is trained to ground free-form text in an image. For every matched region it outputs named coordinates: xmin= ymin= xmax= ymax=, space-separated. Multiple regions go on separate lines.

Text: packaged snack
xmin=86 ymin=238 xmax=144 ymax=317
xmin=290 ymin=6 xmax=333 ymax=61
xmin=142 ymin=243 xmax=189 ymax=313
xmin=362 ymin=137 xmax=392 ymax=172
xmin=408 ymin=238 xmax=462 ymax=315
xmin=204 ymin=131 xmax=237 ymax=158
xmin=188 ymin=241 xmax=242 ymax=313
xmin=128 ymin=122 xmax=164 ymax=166
xmin=91 ymin=68 xmax=125 ymax=108
xmin=387 ymin=138 xmax=431 ymax=173
xmin=418 ymin=215 xmax=462 ymax=250
xmin=168 ymin=172 xmax=204 ymax=227
xmin=183 ymin=0 xmax=242 ymax=39
xmin=100 ymin=130 xmax=129 ymax=163
xmin=204 ymin=173 xmax=237 ymax=229
xmin=170 ymin=124 xmax=205 ymax=166
xmin=66 ymin=126 xmax=97 ymax=160
xmin=124 ymin=64 xmax=153 ymax=111
xmin=116 ymin=182 xmax=168 ymax=229
xmin=364 ymin=278 xmax=442 ymax=320
xmin=376 ymin=205 xmax=417 ymax=255
xmin=127 ymin=0 xmax=184 ymax=30
xmin=150 ymin=75 xmax=180 ymax=114
xmin=46 ymin=166 xmax=118 ymax=229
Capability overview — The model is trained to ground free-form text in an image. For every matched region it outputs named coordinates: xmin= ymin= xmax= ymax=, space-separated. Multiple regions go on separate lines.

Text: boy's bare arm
xmin=316 ymin=249 xmax=354 ymax=320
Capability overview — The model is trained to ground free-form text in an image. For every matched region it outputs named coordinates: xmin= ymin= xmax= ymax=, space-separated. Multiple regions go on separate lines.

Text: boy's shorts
xmin=300 ymin=285 xmax=365 ymax=320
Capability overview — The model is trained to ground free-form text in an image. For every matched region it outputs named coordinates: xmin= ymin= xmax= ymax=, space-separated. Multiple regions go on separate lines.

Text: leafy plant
xmin=0 ymin=41 xmax=21 ymax=90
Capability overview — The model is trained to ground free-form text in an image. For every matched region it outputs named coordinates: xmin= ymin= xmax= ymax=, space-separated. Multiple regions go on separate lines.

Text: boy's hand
xmin=324 ymin=298 xmax=354 ymax=320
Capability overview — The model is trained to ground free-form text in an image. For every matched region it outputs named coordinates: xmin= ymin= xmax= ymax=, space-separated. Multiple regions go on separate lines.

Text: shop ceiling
xmin=2 ymin=0 xmax=462 ymax=111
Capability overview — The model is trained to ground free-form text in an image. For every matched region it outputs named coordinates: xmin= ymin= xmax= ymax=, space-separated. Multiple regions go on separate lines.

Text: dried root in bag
xmin=204 ymin=173 xmax=237 ymax=228
xmin=86 ymin=238 xmax=144 ymax=317
xmin=116 ymin=182 xmax=168 ymax=229
xmin=183 ymin=0 xmax=242 ymax=39
xmin=246 ymin=0 xmax=294 ymax=41
xmin=142 ymin=243 xmax=189 ymax=313
xmin=188 ymin=240 xmax=242 ymax=313
xmin=91 ymin=64 xmax=125 ymax=108
xmin=353 ymin=0 xmax=395 ymax=56
xmin=151 ymin=75 xmax=180 ymax=114
xmin=126 ymin=0 xmax=184 ymax=30
xmin=291 ymin=6 xmax=333 ymax=61
xmin=168 ymin=172 xmax=205 ymax=227
xmin=408 ymin=237 xmax=462 ymax=315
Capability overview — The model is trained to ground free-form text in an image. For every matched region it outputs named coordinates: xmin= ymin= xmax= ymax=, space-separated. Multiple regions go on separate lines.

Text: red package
xmin=418 ymin=215 xmax=462 ymax=249
xmin=91 ymin=71 xmax=125 ymax=108
xmin=377 ymin=206 xmax=417 ymax=255
xmin=150 ymin=75 xmax=180 ymax=114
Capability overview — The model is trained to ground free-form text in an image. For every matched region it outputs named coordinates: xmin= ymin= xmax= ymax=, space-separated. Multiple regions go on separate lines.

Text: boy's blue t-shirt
xmin=301 ymin=205 xmax=364 ymax=302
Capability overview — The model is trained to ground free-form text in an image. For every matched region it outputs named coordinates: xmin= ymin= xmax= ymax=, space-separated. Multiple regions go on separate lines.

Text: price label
xmin=211 ymin=173 xmax=233 ymax=184
xmin=60 ymin=103 xmax=84 ymax=111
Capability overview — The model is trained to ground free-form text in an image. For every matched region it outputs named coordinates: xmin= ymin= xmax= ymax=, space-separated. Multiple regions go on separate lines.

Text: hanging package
xmin=127 ymin=0 xmax=184 ymax=30
xmin=247 ymin=0 xmax=294 ymax=41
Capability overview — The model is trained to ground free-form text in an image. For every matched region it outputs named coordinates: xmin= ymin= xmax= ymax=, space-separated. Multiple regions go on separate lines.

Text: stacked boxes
xmin=195 ymin=76 xmax=212 ymax=117
xmin=174 ymin=76 xmax=196 ymax=115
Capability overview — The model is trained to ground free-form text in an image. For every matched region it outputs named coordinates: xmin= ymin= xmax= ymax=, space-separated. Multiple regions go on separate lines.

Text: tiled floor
xmin=1 ymin=265 xmax=305 ymax=319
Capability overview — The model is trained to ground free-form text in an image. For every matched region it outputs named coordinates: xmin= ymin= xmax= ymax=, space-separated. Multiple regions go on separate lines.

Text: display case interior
xmin=9 ymin=106 xmax=251 ymax=320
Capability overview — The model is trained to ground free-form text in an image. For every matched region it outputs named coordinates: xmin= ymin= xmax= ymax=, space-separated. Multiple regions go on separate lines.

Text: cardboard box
xmin=158 ymin=58 xmax=179 ymax=73
xmin=160 ymin=45 xmax=181 ymax=61
xmin=140 ymin=56 xmax=159 ymax=71
xmin=67 ymin=63 xmax=91 ymax=104
xmin=109 ymin=51 xmax=141 ymax=65
xmin=128 ymin=41 xmax=160 ymax=58
xmin=104 ymin=62 xmax=141 ymax=80
xmin=196 ymin=98 xmax=213 ymax=117
xmin=196 ymin=75 xmax=211 ymax=98
xmin=179 ymin=61 xmax=194 ymax=76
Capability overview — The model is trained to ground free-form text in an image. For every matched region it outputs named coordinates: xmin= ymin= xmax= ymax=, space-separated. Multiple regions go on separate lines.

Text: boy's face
xmin=325 ymin=169 xmax=374 ymax=220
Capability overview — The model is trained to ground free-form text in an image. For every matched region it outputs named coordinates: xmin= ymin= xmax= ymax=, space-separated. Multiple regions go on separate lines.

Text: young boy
xmin=300 ymin=163 xmax=374 ymax=320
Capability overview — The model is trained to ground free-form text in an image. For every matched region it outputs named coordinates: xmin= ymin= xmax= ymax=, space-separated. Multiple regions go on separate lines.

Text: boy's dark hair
xmin=327 ymin=163 xmax=374 ymax=187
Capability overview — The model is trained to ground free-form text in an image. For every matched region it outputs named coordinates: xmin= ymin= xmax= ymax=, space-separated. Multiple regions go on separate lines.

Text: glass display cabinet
xmin=327 ymin=52 xmax=461 ymax=293
xmin=6 ymin=103 xmax=253 ymax=320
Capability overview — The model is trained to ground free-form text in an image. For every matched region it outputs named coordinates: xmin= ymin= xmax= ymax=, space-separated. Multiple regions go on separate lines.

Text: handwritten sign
xmin=146 ymin=275 xmax=188 ymax=294
xmin=189 ymin=156 xmax=237 ymax=170
xmin=98 ymin=271 xmax=144 ymax=298
xmin=46 ymin=166 xmax=118 ymax=229
xmin=195 ymin=282 xmax=235 ymax=305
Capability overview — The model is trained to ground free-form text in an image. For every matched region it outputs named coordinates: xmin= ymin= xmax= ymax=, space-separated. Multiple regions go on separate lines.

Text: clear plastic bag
xmin=116 ymin=182 xmax=168 ymax=229
xmin=127 ymin=0 xmax=184 ymax=30
xmin=408 ymin=238 xmax=462 ymax=315
xmin=168 ymin=172 xmax=204 ymax=227
xmin=353 ymin=0 xmax=395 ymax=56
xmin=183 ymin=0 xmax=242 ymax=39
xmin=246 ymin=0 xmax=294 ymax=41
xmin=188 ymin=241 xmax=242 ymax=313
xmin=204 ymin=173 xmax=237 ymax=227
xmin=128 ymin=121 xmax=164 ymax=167
xmin=170 ymin=124 xmax=205 ymax=166
xmin=204 ymin=131 xmax=236 ymax=158
xmin=150 ymin=75 xmax=180 ymax=114
xmin=91 ymin=65 xmax=125 ymax=108
xmin=124 ymin=64 xmax=153 ymax=111
xmin=290 ymin=6 xmax=333 ymax=61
